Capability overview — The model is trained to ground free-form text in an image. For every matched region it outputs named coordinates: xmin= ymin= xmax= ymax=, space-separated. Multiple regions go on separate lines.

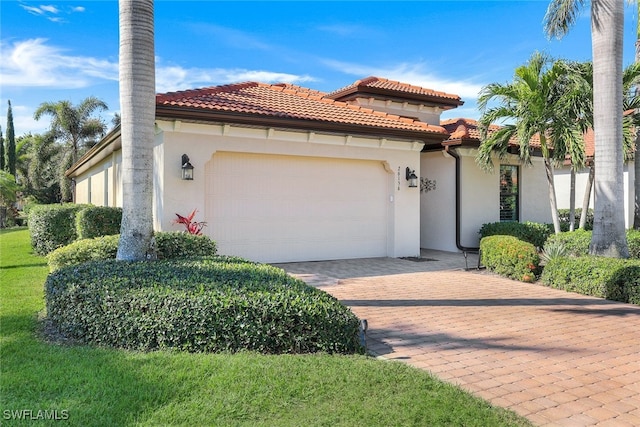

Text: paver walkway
xmin=275 ymin=250 xmax=640 ymax=427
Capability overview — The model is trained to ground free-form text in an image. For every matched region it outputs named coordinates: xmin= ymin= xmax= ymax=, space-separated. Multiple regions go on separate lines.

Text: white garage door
xmin=205 ymin=152 xmax=389 ymax=263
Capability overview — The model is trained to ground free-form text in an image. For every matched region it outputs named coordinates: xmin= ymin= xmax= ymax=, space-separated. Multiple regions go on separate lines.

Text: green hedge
xmin=480 ymin=235 xmax=540 ymax=282
xmin=76 ymin=206 xmax=122 ymax=239
xmin=544 ymin=229 xmax=592 ymax=257
xmin=28 ymin=204 xmax=89 ymax=255
xmin=478 ymin=221 xmax=553 ymax=249
xmin=45 ymin=257 xmax=363 ymax=354
xmin=558 ymin=208 xmax=593 ymax=231
xmin=541 ymin=256 xmax=640 ymax=304
xmin=48 ymin=232 xmax=218 ymax=272
xmin=544 ymin=229 xmax=640 ymax=259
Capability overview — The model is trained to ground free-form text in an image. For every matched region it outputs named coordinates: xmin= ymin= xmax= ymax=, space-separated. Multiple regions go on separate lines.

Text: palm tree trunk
xmin=634 ymin=1 xmax=640 ymax=229
xmin=116 ymin=0 xmax=157 ymax=261
xmin=589 ymin=0 xmax=629 ymax=257
xmin=580 ymin=163 xmax=594 ymax=229
xmin=569 ymin=168 xmax=576 ymax=231
xmin=544 ymin=158 xmax=562 ymax=234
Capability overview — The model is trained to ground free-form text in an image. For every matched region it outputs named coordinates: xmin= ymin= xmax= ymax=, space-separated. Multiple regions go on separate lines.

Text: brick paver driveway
xmin=275 ymin=250 xmax=640 ymax=427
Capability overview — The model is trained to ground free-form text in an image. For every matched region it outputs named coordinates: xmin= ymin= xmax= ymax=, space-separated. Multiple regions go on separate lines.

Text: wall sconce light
xmin=181 ymin=154 xmax=194 ymax=180
xmin=405 ymin=167 xmax=418 ymax=188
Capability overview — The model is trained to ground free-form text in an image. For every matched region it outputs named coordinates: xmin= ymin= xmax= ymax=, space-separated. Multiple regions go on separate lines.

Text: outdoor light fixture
xmin=405 ymin=167 xmax=418 ymax=188
xmin=181 ymin=154 xmax=194 ymax=180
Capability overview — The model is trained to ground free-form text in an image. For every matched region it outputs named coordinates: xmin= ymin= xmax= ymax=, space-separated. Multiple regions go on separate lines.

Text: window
xmin=499 ymin=165 xmax=519 ymax=222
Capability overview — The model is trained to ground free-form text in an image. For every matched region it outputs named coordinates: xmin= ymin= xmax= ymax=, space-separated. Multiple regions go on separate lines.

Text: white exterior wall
xmin=73 ymin=155 xmax=120 ymax=206
xmin=420 ymin=151 xmax=457 ymax=251
xmin=349 ymin=98 xmax=443 ymax=125
xmin=155 ymin=120 xmax=423 ymax=261
xmin=554 ymin=163 xmax=634 ymax=228
xmin=420 ymin=148 xmax=553 ymax=251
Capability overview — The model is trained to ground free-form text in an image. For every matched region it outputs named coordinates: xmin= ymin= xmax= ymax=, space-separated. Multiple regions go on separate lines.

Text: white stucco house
xmin=67 ymin=77 xmax=555 ymax=263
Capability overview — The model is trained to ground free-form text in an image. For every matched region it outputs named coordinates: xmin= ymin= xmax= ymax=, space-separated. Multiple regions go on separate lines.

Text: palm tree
xmin=116 ymin=0 xmax=156 ymax=261
xmin=545 ymin=0 xmax=629 ymax=258
xmin=33 ymin=97 xmax=108 ymax=201
xmin=476 ymin=52 xmax=586 ymax=234
xmin=634 ymin=0 xmax=640 ymax=229
xmin=18 ymin=133 xmax=63 ymax=203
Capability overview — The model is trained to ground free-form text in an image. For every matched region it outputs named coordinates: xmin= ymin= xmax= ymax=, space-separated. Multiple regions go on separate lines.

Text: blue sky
xmin=1 ymin=1 xmax=638 ymax=137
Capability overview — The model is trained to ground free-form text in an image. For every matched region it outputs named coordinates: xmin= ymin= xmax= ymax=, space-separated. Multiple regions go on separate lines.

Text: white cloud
xmin=19 ymin=3 xmax=84 ymax=22
xmin=322 ymin=59 xmax=485 ymax=101
xmin=0 ymin=104 xmax=49 ymax=136
xmin=0 ymin=38 xmax=118 ymax=88
xmin=155 ymin=60 xmax=316 ymax=93
xmin=40 ymin=5 xmax=60 ymax=14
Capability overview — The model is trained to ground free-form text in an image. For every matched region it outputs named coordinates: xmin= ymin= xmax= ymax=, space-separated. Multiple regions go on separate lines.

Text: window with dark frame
xmin=499 ymin=165 xmax=519 ymax=222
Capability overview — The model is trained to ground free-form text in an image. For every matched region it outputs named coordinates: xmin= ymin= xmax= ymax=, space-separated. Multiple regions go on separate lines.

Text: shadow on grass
xmin=1 ymin=262 xmax=48 ymax=270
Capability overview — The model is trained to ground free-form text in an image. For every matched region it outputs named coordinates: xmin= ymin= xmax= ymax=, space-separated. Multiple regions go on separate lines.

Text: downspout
xmin=445 ymin=146 xmax=480 ymax=252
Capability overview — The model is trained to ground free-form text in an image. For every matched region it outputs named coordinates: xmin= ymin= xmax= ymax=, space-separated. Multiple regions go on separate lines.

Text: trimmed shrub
xmin=627 ymin=229 xmax=640 ymax=259
xmin=480 ymin=235 xmax=540 ymax=282
xmin=28 ymin=204 xmax=88 ymax=255
xmin=545 ymin=229 xmax=640 ymax=259
xmin=544 ymin=229 xmax=591 ymax=257
xmin=558 ymin=208 xmax=594 ymax=231
xmin=478 ymin=221 xmax=553 ymax=249
xmin=541 ymin=256 xmax=640 ymax=304
xmin=76 ymin=206 xmax=122 ymax=239
xmin=45 ymin=257 xmax=363 ymax=354
xmin=155 ymin=232 xmax=217 ymax=260
xmin=48 ymin=231 xmax=218 ymax=272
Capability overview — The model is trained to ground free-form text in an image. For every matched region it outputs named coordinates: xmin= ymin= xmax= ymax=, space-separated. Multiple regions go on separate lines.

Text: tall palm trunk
xmin=569 ymin=168 xmax=576 ymax=231
xmin=116 ymin=0 xmax=157 ymax=261
xmin=634 ymin=0 xmax=640 ymax=229
xmin=589 ymin=0 xmax=629 ymax=257
xmin=580 ymin=163 xmax=595 ymax=229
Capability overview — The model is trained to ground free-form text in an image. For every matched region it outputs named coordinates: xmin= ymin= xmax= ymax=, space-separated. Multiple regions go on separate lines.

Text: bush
xmin=28 ymin=204 xmax=89 ymax=255
xmin=544 ymin=229 xmax=591 ymax=257
xmin=48 ymin=231 xmax=218 ymax=272
xmin=45 ymin=257 xmax=363 ymax=354
xmin=155 ymin=232 xmax=217 ymax=260
xmin=76 ymin=206 xmax=122 ymax=239
xmin=541 ymin=256 xmax=640 ymax=304
xmin=627 ymin=229 xmax=640 ymax=259
xmin=558 ymin=208 xmax=593 ymax=231
xmin=478 ymin=221 xmax=553 ymax=249
xmin=480 ymin=235 xmax=540 ymax=282
xmin=545 ymin=229 xmax=640 ymax=259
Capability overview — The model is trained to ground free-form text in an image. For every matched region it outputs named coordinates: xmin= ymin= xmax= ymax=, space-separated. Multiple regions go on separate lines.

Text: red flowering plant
xmin=173 ymin=209 xmax=207 ymax=235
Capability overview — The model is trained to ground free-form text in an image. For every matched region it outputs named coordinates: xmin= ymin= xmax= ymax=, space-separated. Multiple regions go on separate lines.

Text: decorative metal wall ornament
xmin=420 ymin=177 xmax=436 ymax=193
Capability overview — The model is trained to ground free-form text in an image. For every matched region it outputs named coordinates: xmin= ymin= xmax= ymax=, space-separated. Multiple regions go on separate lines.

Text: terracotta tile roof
xmin=156 ymin=82 xmax=448 ymax=135
xmin=326 ymin=76 xmax=463 ymax=108
xmin=441 ymin=118 xmax=542 ymax=148
xmin=583 ymin=128 xmax=595 ymax=158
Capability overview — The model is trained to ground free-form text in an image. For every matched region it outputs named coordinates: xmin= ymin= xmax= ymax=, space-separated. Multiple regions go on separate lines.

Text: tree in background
xmin=16 ymin=133 xmax=62 ymax=204
xmin=33 ymin=97 xmax=108 ymax=202
xmin=0 ymin=126 xmax=5 ymax=171
xmin=476 ymin=52 xmax=588 ymax=234
xmin=6 ymin=101 xmax=16 ymax=177
xmin=116 ymin=0 xmax=157 ymax=261
xmin=545 ymin=0 xmax=628 ymax=258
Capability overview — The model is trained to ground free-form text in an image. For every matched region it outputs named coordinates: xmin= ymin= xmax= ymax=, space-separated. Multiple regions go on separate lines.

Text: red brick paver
xmin=276 ymin=251 xmax=640 ymax=427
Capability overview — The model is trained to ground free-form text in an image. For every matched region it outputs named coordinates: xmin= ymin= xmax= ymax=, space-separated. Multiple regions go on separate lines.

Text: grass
xmin=0 ymin=227 xmax=532 ymax=426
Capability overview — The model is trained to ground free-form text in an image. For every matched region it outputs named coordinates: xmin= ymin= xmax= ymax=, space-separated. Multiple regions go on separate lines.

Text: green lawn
xmin=0 ymin=228 xmax=531 ymax=426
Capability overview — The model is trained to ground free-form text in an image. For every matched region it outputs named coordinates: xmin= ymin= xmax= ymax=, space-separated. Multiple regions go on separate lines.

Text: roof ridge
xmin=157 ymin=82 xmax=259 ymax=101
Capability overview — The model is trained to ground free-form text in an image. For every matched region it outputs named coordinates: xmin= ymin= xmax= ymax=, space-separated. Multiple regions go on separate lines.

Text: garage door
xmin=205 ymin=152 xmax=389 ymax=263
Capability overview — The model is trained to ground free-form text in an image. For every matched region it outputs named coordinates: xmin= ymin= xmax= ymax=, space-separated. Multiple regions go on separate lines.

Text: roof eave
xmin=155 ymin=105 xmax=449 ymax=145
